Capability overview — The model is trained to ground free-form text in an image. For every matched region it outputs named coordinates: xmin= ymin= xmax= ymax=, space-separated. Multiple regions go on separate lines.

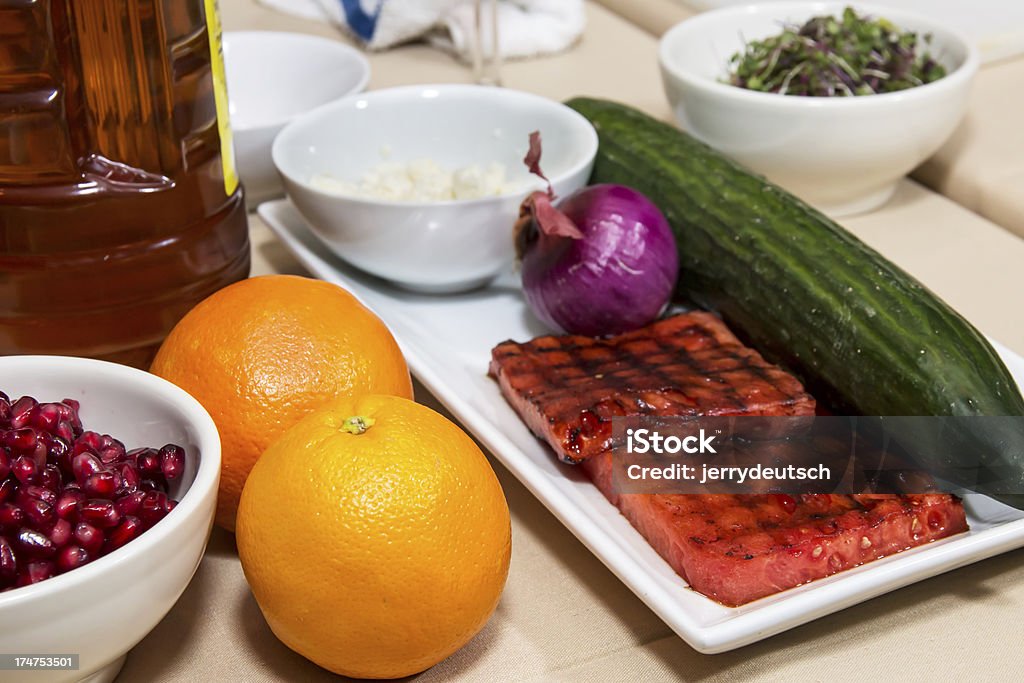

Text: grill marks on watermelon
xmin=490 ymin=312 xmax=968 ymax=605
xmin=584 ymin=451 xmax=967 ymax=605
xmin=489 ymin=312 xmax=817 ymax=464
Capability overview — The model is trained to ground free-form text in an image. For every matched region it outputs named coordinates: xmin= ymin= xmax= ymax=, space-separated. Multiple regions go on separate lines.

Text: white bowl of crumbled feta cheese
xmin=272 ymin=84 xmax=598 ymax=293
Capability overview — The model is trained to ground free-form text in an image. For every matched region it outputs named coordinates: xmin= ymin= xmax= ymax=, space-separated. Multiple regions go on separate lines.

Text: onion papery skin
xmin=520 ymin=184 xmax=678 ymax=336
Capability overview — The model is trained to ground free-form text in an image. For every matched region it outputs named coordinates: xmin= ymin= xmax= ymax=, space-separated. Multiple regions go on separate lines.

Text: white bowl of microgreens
xmin=659 ymin=3 xmax=979 ymax=216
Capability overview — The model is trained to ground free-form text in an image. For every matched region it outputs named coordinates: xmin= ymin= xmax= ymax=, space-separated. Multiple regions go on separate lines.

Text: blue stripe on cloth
xmin=338 ymin=0 xmax=383 ymax=42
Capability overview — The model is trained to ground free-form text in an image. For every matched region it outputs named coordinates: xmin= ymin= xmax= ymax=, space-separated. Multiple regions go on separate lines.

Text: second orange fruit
xmin=236 ymin=395 xmax=511 ymax=678
xmin=150 ymin=274 xmax=413 ymax=530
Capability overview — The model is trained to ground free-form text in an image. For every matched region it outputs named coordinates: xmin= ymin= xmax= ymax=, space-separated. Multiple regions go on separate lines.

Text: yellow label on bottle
xmin=204 ymin=0 xmax=239 ymax=196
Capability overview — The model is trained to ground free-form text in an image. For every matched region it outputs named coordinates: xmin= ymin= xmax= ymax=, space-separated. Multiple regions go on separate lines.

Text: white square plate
xmin=259 ymin=198 xmax=1024 ymax=653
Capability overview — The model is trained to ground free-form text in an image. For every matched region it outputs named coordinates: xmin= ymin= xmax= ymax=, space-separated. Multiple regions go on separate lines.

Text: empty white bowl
xmin=0 ymin=356 xmax=220 ymax=683
xmin=224 ymin=31 xmax=370 ymax=205
xmin=273 ymin=84 xmax=598 ymax=293
xmin=659 ymin=2 xmax=979 ymax=216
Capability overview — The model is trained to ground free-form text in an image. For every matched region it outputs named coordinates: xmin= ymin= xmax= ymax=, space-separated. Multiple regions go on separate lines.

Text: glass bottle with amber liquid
xmin=0 ymin=0 xmax=250 ymax=367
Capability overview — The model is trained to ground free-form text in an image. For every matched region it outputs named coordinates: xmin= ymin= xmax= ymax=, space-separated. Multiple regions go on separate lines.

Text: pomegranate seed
xmin=49 ymin=433 xmax=70 ymax=459
xmin=105 ymin=516 xmax=143 ymax=552
xmin=31 ymin=443 xmax=48 ymax=468
xmin=73 ymin=522 xmax=104 ymax=556
xmin=71 ymin=452 xmax=104 ymax=483
xmin=55 ymin=445 xmax=76 ymax=478
xmin=0 ymin=478 xmax=16 ymax=504
xmin=60 ymin=401 xmax=83 ymax=435
xmin=73 ymin=431 xmax=105 ymax=456
xmin=139 ymin=492 xmax=169 ymax=527
xmin=51 ymin=402 xmax=72 ymax=420
xmin=119 ymin=463 xmax=140 ymax=492
xmin=20 ymin=484 xmax=57 ymax=506
xmin=12 ymin=456 xmax=37 ymax=484
xmin=159 ymin=444 xmax=186 ymax=481
xmin=38 ymin=464 xmax=62 ymax=492
xmin=55 ymin=421 xmax=75 ymax=445
xmin=4 ymin=427 xmax=38 ymax=454
xmin=83 ymin=471 xmax=119 ymax=498
xmin=96 ymin=435 xmax=126 ymax=461
xmin=0 ymin=391 xmax=10 ymax=426
xmin=33 ymin=442 xmax=48 ymax=467
xmin=115 ymin=490 xmax=146 ymax=517
xmin=133 ymin=448 xmax=161 ymax=476
xmin=56 ymin=545 xmax=90 ymax=572
xmin=20 ymin=497 xmax=55 ymax=530
xmin=0 ymin=450 xmax=9 ymax=480
xmin=0 ymin=503 xmax=25 ymax=529
xmin=78 ymin=499 xmax=121 ymax=528
xmin=9 ymin=396 xmax=37 ymax=429
xmin=18 ymin=560 xmax=54 ymax=586
xmin=99 ymin=444 xmax=126 ymax=465
xmin=34 ymin=431 xmax=51 ymax=460
xmin=49 ymin=518 xmax=72 ymax=547
xmin=15 ymin=528 xmax=55 ymax=557
xmin=166 ymin=499 xmax=177 ymax=513
xmin=31 ymin=403 xmax=61 ymax=432
xmin=0 ymin=536 xmax=16 ymax=584
xmin=55 ymin=490 xmax=84 ymax=521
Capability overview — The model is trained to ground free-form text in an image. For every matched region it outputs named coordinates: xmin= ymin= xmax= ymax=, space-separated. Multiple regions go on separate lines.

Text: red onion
xmin=514 ymin=139 xmax=678 ymax=336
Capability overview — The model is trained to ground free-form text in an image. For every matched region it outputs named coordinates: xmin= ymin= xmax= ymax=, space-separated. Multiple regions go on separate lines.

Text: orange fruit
xmin=150 ymin=275 xmax=413 ymax=531
xmin=236 ymin=395 xmax=511 ymax=679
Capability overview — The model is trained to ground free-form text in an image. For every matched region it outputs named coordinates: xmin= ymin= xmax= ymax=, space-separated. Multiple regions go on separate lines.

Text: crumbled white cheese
xmin=310 ymin=159 xmax=514 ymax=202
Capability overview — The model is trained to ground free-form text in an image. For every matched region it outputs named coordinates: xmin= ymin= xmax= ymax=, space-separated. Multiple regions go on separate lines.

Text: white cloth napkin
xmin=257 ymin=0 xmax=585 ymax=60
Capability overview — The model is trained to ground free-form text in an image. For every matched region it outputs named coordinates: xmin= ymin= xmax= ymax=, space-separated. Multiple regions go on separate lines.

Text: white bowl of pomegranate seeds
xmin=0 ymin=356 xmax=220 ymax=683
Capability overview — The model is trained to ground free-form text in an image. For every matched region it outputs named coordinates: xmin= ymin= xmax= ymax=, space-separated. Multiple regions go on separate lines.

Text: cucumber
xmin=566 ymin=97 xmax=1024 ymax=505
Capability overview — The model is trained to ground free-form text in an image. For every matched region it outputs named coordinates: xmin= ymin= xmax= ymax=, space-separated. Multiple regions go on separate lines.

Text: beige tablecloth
xmin=120 ymin=1 xmax=1024 ymax=680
